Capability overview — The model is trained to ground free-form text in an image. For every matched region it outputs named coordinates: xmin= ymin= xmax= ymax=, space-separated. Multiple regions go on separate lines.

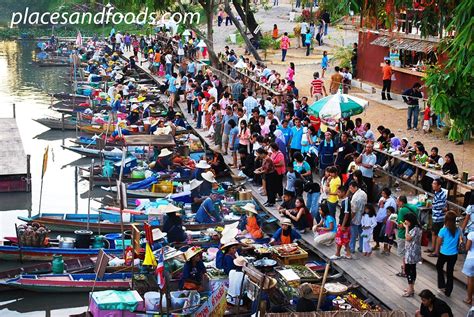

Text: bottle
xmin=52 ymin=254 xmax=64 ymax=274
xmin=124 ymin=246 xmax=134 ymax=266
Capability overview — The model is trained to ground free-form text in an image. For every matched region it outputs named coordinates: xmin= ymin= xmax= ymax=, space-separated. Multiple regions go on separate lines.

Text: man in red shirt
xmin=381 ymin=59 xmax=393 ymax=100
xmin=310 ymin=72 xmax=327 ymax=101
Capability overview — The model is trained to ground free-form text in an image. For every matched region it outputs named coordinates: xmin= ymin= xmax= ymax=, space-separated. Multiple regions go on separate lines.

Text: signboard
xmin=194 ymin=282 xmax=227 ymax=317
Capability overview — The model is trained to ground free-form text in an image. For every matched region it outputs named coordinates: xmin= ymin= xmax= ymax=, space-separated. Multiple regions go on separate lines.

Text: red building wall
xmin=357 ymin=31 xmax=426 ymax=94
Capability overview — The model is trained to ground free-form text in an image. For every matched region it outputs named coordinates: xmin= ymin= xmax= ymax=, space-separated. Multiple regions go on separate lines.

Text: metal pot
xmin=59 ymin=237 xmax=75 ymax=249
xmin=253 ymin=257 xmax=277 ymax=268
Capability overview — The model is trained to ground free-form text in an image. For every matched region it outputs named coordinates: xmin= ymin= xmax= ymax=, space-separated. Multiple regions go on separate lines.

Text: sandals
xmin=402 ymin=291 xmax=414 ymax=297
xmin=396 ymin=272 xmax=407 ymax=278
xmin=428 ymin=253 xmax=438 ymax=257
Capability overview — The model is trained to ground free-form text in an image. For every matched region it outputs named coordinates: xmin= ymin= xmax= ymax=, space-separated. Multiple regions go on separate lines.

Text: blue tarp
xmin=127 ymin=175 xmax=158 ymax=190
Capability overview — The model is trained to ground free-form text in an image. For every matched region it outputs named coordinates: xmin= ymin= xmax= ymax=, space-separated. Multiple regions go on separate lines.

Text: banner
xmin=41 ymin=146 xmax=49 ymax=178
xmin=194 ymin=282 xmax=227 ymax=317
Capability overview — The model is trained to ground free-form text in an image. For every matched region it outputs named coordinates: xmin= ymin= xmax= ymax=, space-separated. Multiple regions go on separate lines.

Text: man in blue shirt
xmin=428 ymin=179 xmax=448 ymax=255
xmin=222 ymin=106 xmax=238 ymax=155
xmin=195 ymin=195 xmax=222 ymax=224
xmin=289 ymin=118 xmax=303 ymax=160
xmin=243 ymin=91 xmax=259 ymax=119
xmin=278 ymin=120 xmax=292 ymax=146
xmin=269 ymin=219 xmax=301 ymax=245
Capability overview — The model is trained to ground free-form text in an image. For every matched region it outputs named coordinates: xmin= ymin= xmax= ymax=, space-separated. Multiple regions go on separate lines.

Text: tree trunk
xmin=232 ymin=0 xmax=262 ymax=39
xmin=224 ymin=0 xmax=262 ymax=61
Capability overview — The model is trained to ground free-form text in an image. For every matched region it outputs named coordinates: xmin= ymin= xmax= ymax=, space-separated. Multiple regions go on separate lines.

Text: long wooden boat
xmin=34 ymin=117 xmax=78 ymax=130
xmin=4 ymin=272 xmax=132 ymax=292
xmin=37 ymin=61 xmax=71 ymax=67
xmin=61 ymin=145 xmax=124 ymax=159
xmin=102 ymin=186 xmax=169 ymax=198
xmin=18 ymin=211 xmax=224 ymax=233
xmin=0 ymin=244 xmax=123 ymax=261
xmin=52 ymin=93 xmax=90 ymax=102
xmin=17 ymin=212 xmax=148 ymax=233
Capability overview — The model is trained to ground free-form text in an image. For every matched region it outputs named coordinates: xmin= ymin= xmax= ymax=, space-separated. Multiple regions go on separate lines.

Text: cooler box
xmin=114 ymin=156 xmax=137 ymax=174
xmin=89 ymin=290 xmax=144 ymax=317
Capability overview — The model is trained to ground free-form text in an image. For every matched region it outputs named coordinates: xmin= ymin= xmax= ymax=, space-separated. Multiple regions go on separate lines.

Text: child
xmin=285 ymin=164 xmax=296 ymax=195
xmin=382 ymin=206 xmax=397 ymax=255
xmin=360 ymin=204 xmax=377 ymax=256
xmin=321 ymin=51 xmax=329 ymax=78
xmin=422 ymin=104 xmax=431 ymax=133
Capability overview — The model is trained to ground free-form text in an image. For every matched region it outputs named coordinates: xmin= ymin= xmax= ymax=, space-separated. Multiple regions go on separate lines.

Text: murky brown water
xmin=0 ymin=40 xmax=99 ymax=316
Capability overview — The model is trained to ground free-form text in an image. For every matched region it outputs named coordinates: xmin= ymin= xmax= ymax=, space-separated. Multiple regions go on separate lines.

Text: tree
xmin=424 ymin=0 xmax=474 ymax=141
xmin=224 ymin=0 xmax=262 ymax=61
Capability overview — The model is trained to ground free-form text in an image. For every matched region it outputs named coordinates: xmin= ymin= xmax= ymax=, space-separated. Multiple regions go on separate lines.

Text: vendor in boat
xmin=172 ymin=155 xmax=196 ymax=170
xmin=193 ymin=160 xmax=211 ymax=181
xmin=190 ymin=179 xmax=205 ymax=213
xmin=195 ymin=193 xmax=222 ymax=224
xmin=200 ymin=170 xmax=217 ymax=196
xmin=173 ymin=112 xmax=186 ymax=128
xmin=180 ymin=246 xmax=207 ymax=291
xmin=151 ymin=228 xmax=167 ymax=251
xmin=209 ymin=149 xmax=227 ymax=177
xmin=150 ymin=148 xmax=174 ymax=171
xmin=227 ymin=256 xmax=248 ymax=305
xmin=238 ymin=203 xmax=264 ymax=240
xmin=217 ymin=239 xmax=241 ymax=275
xmin=127 ymin=103 xmax=140 ymax=125
xmin=269 ymin=218 xmax=301 ymax=245
xmin=161 ymin=205 xmax=187 ymax=243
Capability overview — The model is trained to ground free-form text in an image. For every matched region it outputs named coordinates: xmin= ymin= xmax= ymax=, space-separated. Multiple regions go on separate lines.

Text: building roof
xmin=370 ymin=36 xmax=437 ymax=53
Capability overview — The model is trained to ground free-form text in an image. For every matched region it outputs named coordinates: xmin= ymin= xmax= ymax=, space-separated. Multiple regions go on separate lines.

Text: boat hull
xmin=0 ymin=245 xmax=122 ymax=261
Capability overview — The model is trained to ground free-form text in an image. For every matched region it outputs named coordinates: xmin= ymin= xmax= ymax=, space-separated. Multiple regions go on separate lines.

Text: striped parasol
xmin=308 ymin=92 xmax=368 ymax=120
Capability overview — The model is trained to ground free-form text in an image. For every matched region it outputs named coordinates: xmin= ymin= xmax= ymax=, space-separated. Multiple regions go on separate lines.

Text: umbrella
xmin=308 ymin=93 xmax=368 ymax=120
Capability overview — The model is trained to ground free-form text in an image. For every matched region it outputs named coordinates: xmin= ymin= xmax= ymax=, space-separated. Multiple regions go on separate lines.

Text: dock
xmin=0 ymin=117 xmax=30 ymax=192
xmin=123 ymin=51 xmax=471 ymax=316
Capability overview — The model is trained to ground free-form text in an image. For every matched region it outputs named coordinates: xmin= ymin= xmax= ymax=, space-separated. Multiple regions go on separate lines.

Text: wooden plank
xmin=0 ymin=118 xmax=27 ymax=176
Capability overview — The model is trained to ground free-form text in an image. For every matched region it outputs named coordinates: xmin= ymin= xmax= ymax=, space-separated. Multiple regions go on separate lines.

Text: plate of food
xmin=272 ymin=243 xmax=302 ymax=256
xmin=240 ymin=238 xmax=255 ymax=245
xmin=324 ymin=282 xmax=348 ymax=295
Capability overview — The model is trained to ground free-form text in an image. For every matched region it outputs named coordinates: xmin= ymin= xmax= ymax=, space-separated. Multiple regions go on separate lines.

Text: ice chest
xmin=114 ymin=156 xmax=137 ymax=174
xmin=89 ymin=290 xmax=144 ymax=317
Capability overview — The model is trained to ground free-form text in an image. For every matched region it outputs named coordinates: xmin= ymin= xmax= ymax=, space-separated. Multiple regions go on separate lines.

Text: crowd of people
xmin=107 ymin=26 xmax=473 ymax=314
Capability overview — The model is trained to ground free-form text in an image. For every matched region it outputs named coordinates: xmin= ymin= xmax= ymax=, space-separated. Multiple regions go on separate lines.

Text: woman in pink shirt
xmin=238 ymin=120 xmax=250 ymax=153
xmin=270 ymin=142 xmax=286 ymax=200
xmin=286 ymin=62 xmax=295 ymax=81
xmin=280 ymin=32 xmax=290 ymax=62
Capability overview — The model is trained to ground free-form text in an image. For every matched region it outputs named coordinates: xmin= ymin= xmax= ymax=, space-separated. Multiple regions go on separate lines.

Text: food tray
xmin=280 ymin=265 xmax=321 ymax=281
xmin=271 ymin=243 xmax=306 ymax=257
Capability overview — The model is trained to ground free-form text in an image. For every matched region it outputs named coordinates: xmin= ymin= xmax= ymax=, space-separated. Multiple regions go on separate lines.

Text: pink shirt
xmin=280 ymin=36 xmax=290 ymax=50
xmin=286 ymin=68 xmax=295 ymax=81
xmin=271 ymin=151 xmax=286 ymax=175
xmin=239 ymin=128 xmax=250 ymax=146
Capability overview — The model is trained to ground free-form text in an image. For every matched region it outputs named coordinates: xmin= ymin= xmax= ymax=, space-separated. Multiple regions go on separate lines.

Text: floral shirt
xmin=405 ymin=227 xmax=422 ymax=264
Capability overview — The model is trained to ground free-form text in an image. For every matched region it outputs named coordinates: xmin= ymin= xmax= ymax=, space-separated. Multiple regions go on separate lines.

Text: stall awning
xmin=370 ymin=36 xmax=436 ymax=53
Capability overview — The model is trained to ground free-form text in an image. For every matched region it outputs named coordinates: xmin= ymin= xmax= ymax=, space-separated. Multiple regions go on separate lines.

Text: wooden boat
xmin=4 ymin=272 xmax=132 ymax=292
xmin=52 ymin=93 xmax=90 ymax=102
xmin=61 ymin=145 xmax=124 ymax=159
xmin=101 ymin=186 xmax=169 ymax=198
xmin=37 ymin=60 xmax=71 ymax=67
xmin=34 ymin=117 xmax=78 ymax=130
xmin=0 ymin=243 xmax=123 ymax=261
xmin=18 ymin=212 xmax=148 ymax=233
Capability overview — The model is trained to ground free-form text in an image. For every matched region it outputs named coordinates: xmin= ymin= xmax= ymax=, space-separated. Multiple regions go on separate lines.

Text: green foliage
xmin=332 ymin=45 xmax=351 ymax=68
xmin=424 ymin=0 xmax=474 ymax=139
xmin=319 ymin=0 xmax=362 ymax=21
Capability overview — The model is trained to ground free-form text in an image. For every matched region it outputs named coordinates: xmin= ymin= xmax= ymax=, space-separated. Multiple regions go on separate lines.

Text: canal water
xmin=0 ymin=40 xmax=98 ymax=316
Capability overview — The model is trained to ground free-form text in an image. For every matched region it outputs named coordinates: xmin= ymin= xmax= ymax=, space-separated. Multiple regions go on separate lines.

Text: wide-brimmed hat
xmin=115 ymin=74 xmax=123 ymax=80
xmin=220 ymin=239 xmax=240 ymax=250
xmin=299 ymin=283 xmax=316 ymax=299
xmin=184 ymin=246 xmax=203 ymax=261
xmin=129 ymin=97 xmax=140 ymax=103
xmin=233 ymin=256 xmax=247 ymax=267
xmin=220 ymin=226 xmax=239 ymax=245
xmin=157 ymin=204 xmax=181 ymax=214
xmin=280 ymin=218 xmax=292 ymax=226
xmin=130 ymin=104 xmax=139 ymax=111
xmin=241 ymin=203 xmax=258 ymax=214
xmin=189 ymin=179 xmax=203 ymax=191
xmin=195 ymin=160 xmax=211 ymax=169
xmin=263 ymin=277 xmax=277 ymax=290
xmin=201 ymin=171 xmax=216 ymax=183
xmin=152 ymin=228 xmax=167 ymax=241
xmin=158 ymin=148 xmax=173 ymax=157
xmin=175 ymin=112 xmax=182 ymax=117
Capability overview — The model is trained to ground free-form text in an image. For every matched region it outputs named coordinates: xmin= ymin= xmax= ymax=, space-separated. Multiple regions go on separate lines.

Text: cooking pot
xmin=59 ymin=237 xmax=75 ymax=249
xmin=253 ymin=257 xmax=277 ymax=268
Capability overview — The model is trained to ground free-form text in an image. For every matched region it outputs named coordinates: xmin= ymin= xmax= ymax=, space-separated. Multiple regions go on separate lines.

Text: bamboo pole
xmin=317 ymin=263 xmax=331 ymax=310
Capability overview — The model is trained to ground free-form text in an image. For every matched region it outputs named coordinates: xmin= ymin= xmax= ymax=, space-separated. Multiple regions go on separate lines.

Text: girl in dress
xmin=361 ymin=204 xmax=377 ymax=256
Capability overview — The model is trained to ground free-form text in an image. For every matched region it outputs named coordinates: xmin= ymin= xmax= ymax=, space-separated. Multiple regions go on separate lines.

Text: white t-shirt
xmin=165 ymin=54 xmax=173 ymax=64
xmin=115 ymin=33 xmax=123 ymax=43
xmin=467 ymin=232 xmax=474 ymax=259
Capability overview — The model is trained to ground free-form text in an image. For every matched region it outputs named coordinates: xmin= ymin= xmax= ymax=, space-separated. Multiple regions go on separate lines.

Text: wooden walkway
xmin=125 ymin=52 xmax=471 ymax=316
